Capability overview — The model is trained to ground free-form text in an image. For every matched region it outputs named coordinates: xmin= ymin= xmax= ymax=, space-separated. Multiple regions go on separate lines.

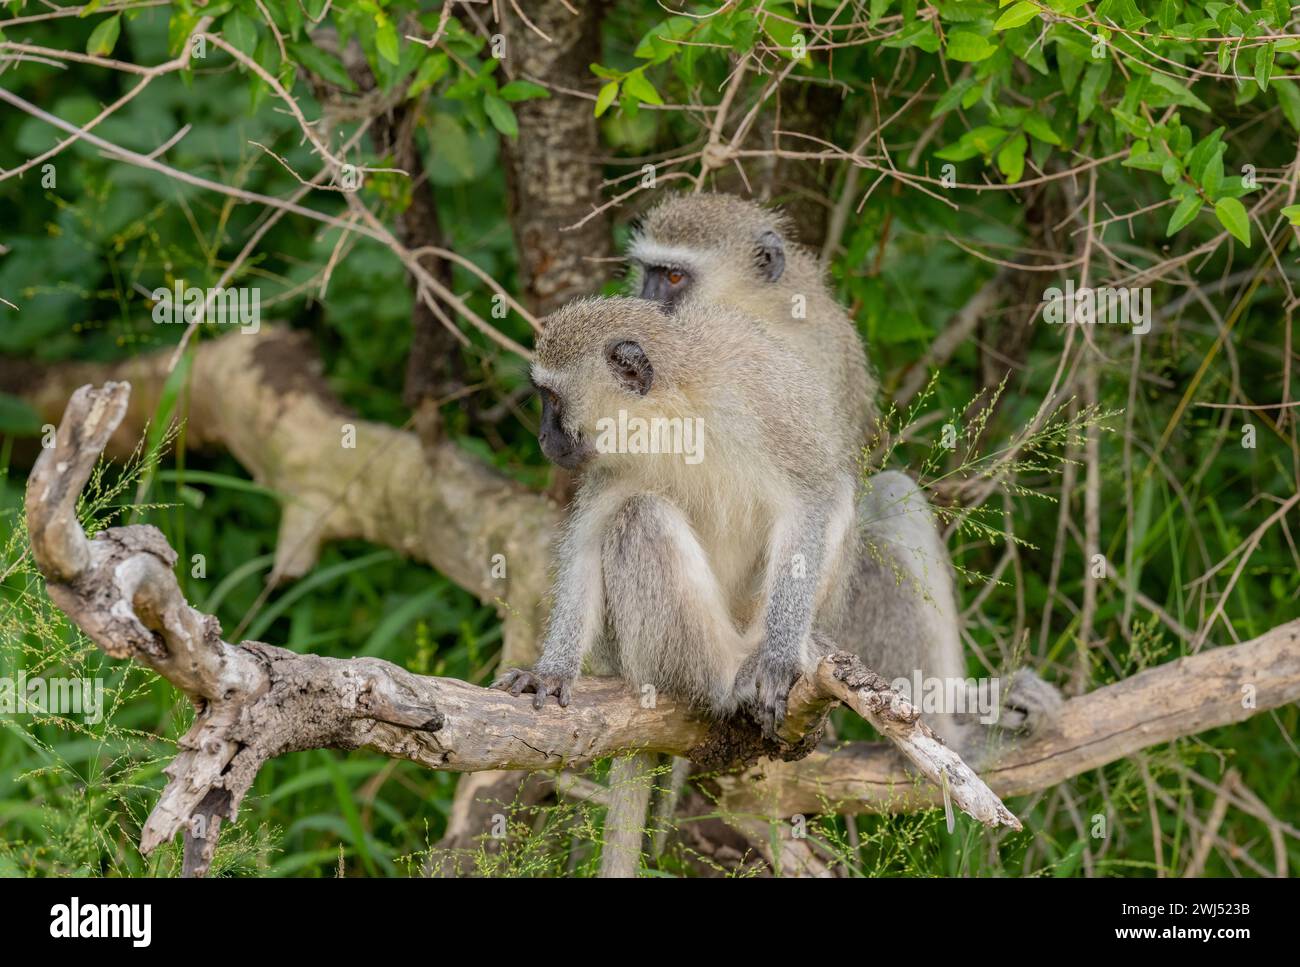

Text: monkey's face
xmin=636 ymin=263 xmax=693 ymax=307
xmin=532 ymin=339 xmax=657 ymax=471
xmin=628 ymin=230 xmax=785 ymax=313
xmin=534 ymin=378 xmax=594 ymax=469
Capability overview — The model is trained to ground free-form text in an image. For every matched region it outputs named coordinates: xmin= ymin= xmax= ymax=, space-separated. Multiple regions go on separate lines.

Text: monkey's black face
xmin=638 ymin=264 xmax=692 ymax=307
xmin=535 ymin=383 xmax=593 ymax=469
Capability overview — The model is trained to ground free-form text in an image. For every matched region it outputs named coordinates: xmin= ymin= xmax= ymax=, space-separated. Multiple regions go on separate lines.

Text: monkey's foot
xmin=999 ymin=669 xmax=1063 ymax=733
xmin=491 ymin=668 xmax=575 ymax=709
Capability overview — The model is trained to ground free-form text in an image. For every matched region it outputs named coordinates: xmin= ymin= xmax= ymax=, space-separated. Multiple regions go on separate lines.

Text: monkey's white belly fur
xmin=588 ymin=466 xmax=850 ymax=714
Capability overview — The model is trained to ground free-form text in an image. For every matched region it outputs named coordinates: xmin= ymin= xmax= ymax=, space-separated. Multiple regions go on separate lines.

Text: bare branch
xmin=26 ymin=381 xmax=1300 ymax=876
xmin=27 ymin=381 xmax=1029 ymax=875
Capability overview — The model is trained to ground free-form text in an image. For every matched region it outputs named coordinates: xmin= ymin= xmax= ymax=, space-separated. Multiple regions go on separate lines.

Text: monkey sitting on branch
xmin=495 ymin=296 xmax=856 ymax=736
xmin=628 ymin=193 xmax=1061 ymax=752
xmin=492 ymin=291 xmax=1057 ymax=763
xmin=497 ymin=194 xmax=1059 ymax=758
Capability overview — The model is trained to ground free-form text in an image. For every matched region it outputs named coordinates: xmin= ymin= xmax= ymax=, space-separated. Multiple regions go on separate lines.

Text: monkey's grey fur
xmin=496 ymin=297 xmax=857 ymax=738
xmin=492 ymin=194 xmax=1061 ymax=780
xmin=628 ymin=192 xmax=876 ymax=455
xmin=616 ymin=192 xmax=1060 ymax=755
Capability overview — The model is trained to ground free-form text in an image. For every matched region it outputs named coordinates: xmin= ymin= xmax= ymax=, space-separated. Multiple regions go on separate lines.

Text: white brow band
xmin=627 ymin=240 xmax=700 ymax=269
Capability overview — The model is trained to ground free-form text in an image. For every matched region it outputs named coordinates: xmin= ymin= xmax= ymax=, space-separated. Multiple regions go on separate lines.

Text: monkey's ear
xmin=606 ymin=340 xmax=654 ymax=396
xmin=755 ymin=229 xmax=785 ymax=282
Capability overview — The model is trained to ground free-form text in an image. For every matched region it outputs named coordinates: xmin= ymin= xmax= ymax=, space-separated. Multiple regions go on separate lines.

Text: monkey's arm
xmin=492 ymin=494 xmax=611 ymax=708
xmin=737 ymin=482 xmax=855 ymax=737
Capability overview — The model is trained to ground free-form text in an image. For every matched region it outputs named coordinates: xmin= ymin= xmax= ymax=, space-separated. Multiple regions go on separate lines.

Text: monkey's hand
xmin=491 ymin=667 xmax=575 ymax=710
xmin=733 ymin=649 xmax=803 ymax=741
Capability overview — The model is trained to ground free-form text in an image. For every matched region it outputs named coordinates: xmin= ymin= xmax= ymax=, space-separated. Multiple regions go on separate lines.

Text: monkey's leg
xmin=595 ymin=495 xmax=750 ymax=876
xmin=735 ymin=478 xmax=857 ymax=738
xmin=839 ymin=471 xmax=1062 ymax=756
xmin=601 ymin=494 xmax=751 ymax=713
xmin=837 ymin=470 xmax=972 ymax=749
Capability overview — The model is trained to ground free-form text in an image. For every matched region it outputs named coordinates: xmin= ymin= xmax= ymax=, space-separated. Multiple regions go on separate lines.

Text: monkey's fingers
xmin=771 ymin=694 xmax=788 ymax=737
xmin=490 ymin=669 xmax=520 ymax=691
xmin=509 ymin=671 xmax=538 ymax=698
xmin=760 ymin=702 xmax=781 ymax=741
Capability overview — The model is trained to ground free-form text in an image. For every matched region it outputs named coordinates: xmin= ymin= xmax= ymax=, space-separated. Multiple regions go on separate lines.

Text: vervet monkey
xmin=626 ymin=192 xmax=875 ymax=452
xmin=625 ymin=193 xmax=1060 ymax=752
xmin=493 ymin=297 xmax=857 ymax=736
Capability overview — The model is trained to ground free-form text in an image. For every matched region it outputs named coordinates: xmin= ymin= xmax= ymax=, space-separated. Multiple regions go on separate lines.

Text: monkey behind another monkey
xmin=621 ymin=192 xmax=1061 ymax=754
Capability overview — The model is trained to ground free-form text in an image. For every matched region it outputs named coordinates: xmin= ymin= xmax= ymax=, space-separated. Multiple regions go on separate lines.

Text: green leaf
xmin=623 ymin=69 xmax=664 ymax=105
xmin=1147 ymin=72 xmax=1209 ymax=112
xmin=634 ymin=16 xmax=694 ymax=62
xmin=499 ymin=80 xmax=549 ymax=102
xmin=1278 ymin=81 xmax=1300 ymax=131
xmin=994 ymin=2 xmax=1040 ymax=30
xmin=406 ymin=52 xmax=449 ymax=98
xmin=1214 ymin=197 xmax=1250 ymax=245
xmin=1255 ymin=42 xmax=1275 ymax=92
xmin=1156 ymin=0 xmax=1177 ymax=30
xmin=634 ymin=15 xmax=696 ymax=63
xmin=375 ymin=18 xmax=400 ymax=65
xmin=1186 ymin=127 xmax=1224 ymax=183
xmin=290 ymin=41 xmax=357 ymax=91
xmin=86 ymin=13 xmax=121 ymax=56
xmin=935 ymin=125 xmax=1009 ymax=161
xmin=883 ymin=19 xmax=941 ymax=52
xmin=1282 ymin=203 xmax=1300 ymax=225
xmin=1202 ymin=147 xmax=1224 ymax=198
xmin=483 ymin=94 xmax=518 ymax=138
xmin=1023 ymin=112 xmax=1061 ymax=145
xmin=1166 ymin=195 xmax=1202 ymax=235
xmin=223 ymin=11 xmax=258 ymax=58
xmin=1123 ymin=147 xmax=1167 ymax=172
xmin=595 ymin=80 xmax=620 ymax=117
xmin=761 ymin=6 xmax=801 ymax=56
xmin=996 ymin=132 xmax=1028 ymax=182
xmin=946 ymin=30 xmax=997 ymax=62
xmin=930 ymin=77 xmax=976 ymax=119
xmin=1078 ymin=59 xmax=1111 ymax=123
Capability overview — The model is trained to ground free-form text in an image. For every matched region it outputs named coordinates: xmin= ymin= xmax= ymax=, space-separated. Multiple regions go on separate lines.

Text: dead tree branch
xmin=6 ymin=328 xmax=558 ymax=668
xmin=26 ymin=381 xmax=1300 ymax=876
xmin=28 ymin=382 xmax=1032 ymax=876
xmin=715 ymin=620 xmax=1300 ymax=818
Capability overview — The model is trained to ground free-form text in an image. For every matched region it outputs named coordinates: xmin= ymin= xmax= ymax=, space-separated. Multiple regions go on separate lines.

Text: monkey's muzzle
xmin=539 ymin=427 xmax=593 ymax=469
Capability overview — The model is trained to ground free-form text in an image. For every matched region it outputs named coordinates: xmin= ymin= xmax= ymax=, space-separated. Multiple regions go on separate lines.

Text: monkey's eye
xmin=667 ymin=270 xmax=684 ymax=286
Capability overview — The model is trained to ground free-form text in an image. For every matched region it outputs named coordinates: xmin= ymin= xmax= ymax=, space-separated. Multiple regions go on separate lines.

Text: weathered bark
xmin=27 ymin=382 xmax=1032 ymax=876
xmin=27 ymin=381 xmax=1300 ymax=877
xmin=599 ymin=752 xmax=658 ymax=877
xmin=5 ymin=328 xmax=558 ymax=665
xmin=500 ymin=1 xmax=613 ymax=314
xmin=714 ymin=618 xmax=1300 ymax=817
